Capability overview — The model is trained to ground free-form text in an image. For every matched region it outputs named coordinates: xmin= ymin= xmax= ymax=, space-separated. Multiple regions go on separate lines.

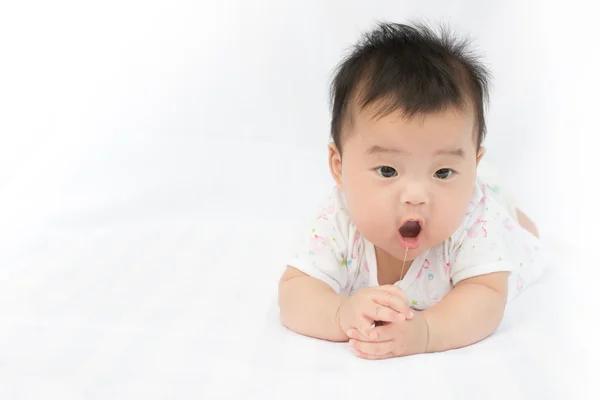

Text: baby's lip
xmin=397 ymin=234 xmax=421 ymax=250
xmin=399 ymin=218 xmax=423 ymax=226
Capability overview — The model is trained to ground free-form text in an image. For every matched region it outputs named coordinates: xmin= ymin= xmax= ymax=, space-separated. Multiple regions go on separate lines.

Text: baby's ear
xmin=476 ymin=146 xmax=486 ymax=166
xmin=328 ymin=142 xmax=343 ymax=187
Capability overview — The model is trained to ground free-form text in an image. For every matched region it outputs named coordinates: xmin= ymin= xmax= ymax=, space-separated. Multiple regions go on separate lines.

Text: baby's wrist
xmin=420 ymin=311 xmax=438 ymax=353
xmin=422 ymin=313 xmax=431 ymax=353
xmin=335 ymin=295 xmax=350 ymax=339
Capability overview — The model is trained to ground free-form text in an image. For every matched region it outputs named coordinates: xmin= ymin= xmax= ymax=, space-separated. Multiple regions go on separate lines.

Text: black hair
xmin=330 ymin=21 xmax=490 ymax=152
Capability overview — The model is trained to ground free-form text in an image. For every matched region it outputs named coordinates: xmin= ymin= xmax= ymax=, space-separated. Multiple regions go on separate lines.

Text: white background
xmin=0 ymin=0 xmax=598 ymax=398
xmin=1 ymin=0 xmax=596 ymax=247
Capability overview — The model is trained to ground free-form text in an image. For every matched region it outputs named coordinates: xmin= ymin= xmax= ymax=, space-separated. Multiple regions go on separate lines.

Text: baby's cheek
xmin=350 ymin=208 xmax=379 ymax=233
xmin=345 ymin=186 xmax=379 ymax=218
xmin=432 ymin=203 xmax=465 ymax=240
xmin=350 ymin=205 xmax=389 ymax=242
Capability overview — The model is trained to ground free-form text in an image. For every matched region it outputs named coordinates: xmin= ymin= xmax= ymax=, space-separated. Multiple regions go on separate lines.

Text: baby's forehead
xmin=343 ymin=104 xmax=478 ymax=148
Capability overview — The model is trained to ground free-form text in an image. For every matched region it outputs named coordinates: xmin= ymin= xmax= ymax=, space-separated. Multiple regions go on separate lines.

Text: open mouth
xmin=398 ymin=219 xmax=422 ymax=249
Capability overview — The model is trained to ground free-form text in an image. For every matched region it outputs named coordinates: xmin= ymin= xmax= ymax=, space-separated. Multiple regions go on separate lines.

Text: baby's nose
xmin=404 ymin=197 xmax=426 ymax=206
xmin=401 ymin=185 xmax=428 ymax=205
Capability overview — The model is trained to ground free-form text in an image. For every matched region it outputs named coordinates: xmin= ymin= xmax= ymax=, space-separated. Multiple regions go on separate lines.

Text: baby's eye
xmin=434 ymin=168 xmax=454 ymax=179
xmin=376 ymin=166 xmax=398 ymax=178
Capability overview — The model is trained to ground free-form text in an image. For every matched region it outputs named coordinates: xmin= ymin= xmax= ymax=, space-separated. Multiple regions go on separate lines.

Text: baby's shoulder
xmin=304 ymin=186 xmax=356 ymax=243
xmin=312 ymin=186 xmax=351 ymax=222
xmin=286 ymin=187 xmax=372 ymax=294
xmin=448 ymin=180 xmax=519 ymax=251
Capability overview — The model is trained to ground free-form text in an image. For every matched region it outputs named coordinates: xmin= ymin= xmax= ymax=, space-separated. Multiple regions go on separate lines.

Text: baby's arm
xmin=278 ymin=266 xmax=348 ymax=342
xmin=422 ymin=271 xmax=508 ymax=352
xmin=279 ymin=266 xmax=413 ymax=343
xmin=422 ymin=200 xmax=531 ymax=351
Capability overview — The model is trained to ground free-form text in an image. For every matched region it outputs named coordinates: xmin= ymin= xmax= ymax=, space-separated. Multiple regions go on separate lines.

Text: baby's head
xmin=327 ymin=22 xmax=490 ymax=262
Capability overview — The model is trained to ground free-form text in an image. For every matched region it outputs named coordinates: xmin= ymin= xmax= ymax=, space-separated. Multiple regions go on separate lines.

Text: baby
xmin=278 ymin=22 xmax=545 ymax=360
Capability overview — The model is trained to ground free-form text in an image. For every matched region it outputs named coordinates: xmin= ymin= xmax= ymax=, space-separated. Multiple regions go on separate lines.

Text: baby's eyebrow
xmin=365 ymin=145 xmax=465 ymax=158
xmin=435 ymin=148 xmax=465 ymax=158
xmin=365 ymin=145 xmax=405 ymax=155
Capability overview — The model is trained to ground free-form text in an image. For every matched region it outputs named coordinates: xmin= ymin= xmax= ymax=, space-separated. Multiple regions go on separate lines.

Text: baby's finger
xmin=353 ymin=348 xmax=394 ymax=360
xmin=355 ymin=317 xmax=378 ymax=340
xmin=347 ymin=328 xmax=371 ymax=342
xmin=350 ymin=338 xmax=395 ymax=356
xmin=371 ymin=292 xmax=414 ymax=319
xmin=364 ymin=302 xmax=405 ymax=323
xmin=376 ymin=285 xmax=409 ymax=305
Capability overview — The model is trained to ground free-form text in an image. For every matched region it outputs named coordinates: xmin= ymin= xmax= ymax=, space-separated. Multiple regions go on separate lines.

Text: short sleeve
xmin=449 ymin=184 xmax=518 ymax=285
xmin=286 ymin=188 xmax=352 ymax=293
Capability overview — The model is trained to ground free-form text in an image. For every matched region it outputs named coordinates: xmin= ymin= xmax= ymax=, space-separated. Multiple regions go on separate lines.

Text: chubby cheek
xmin=343 ymin=182 xmax=391 ymax=241
xmin=351 ymin=210 xmax=391 ymax=248
xmin=433 ymin=208 xmax=463 ymax=241
xmin=433 ymin=190 xmax=471 ymax=240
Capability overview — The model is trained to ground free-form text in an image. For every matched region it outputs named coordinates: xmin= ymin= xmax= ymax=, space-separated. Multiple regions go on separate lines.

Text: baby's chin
xmin=371 ymin=236 xmax=426 ymax=262
xmin=389 ymin=244 xmax=428 ymax=262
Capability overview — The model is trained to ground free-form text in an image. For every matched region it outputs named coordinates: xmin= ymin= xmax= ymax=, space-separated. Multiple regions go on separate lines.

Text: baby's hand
xmin=346 ymin=311 xmax=429 ymax=360
xmin=337 ymin=285 xmax=413 ymax=340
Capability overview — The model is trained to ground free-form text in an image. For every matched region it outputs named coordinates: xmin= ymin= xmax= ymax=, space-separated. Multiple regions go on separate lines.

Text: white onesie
xmin=286 ymin=163 xmax=545 ymax=310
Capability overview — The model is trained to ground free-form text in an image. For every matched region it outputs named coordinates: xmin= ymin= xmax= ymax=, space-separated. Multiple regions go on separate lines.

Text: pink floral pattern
xmin=416 ymin=258 xmax=431 ymax=278
xmin=467 ymin=219 xmax=488 ymax=238
xmin=309 ymin=234 xmax=326 ymax=253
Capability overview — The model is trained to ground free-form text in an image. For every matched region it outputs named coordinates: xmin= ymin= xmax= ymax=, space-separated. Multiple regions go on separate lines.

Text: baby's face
xmin=329 ymin=106 xmax=483 ymax=263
